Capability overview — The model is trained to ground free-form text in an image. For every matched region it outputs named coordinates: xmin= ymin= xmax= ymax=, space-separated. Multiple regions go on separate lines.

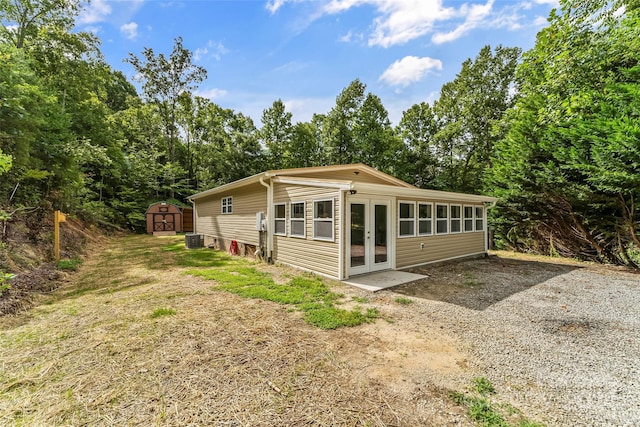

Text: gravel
xmin=398 ymin=264 xmax=640 ymax=426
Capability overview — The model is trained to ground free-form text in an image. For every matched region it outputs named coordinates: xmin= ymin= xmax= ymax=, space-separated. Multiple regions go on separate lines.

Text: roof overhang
xmin=351 ymin=182 xmax=498 ymax=204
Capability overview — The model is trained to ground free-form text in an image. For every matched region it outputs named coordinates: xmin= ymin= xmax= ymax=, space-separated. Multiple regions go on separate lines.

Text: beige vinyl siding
xmin=194 ymin=182 xmax=267 ymax=245
xmin=272 ymin=183 xmax=341 ymax=278
xmin=395 ymin=233 xmax=485 ymax=268
xmin=395 ymin=198 xmax=485 ymax=268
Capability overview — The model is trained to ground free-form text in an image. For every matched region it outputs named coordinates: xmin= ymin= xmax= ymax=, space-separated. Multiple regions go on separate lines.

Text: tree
xmin=261 ymin=99 xmax=293 ymax=170
xmin=126 ymin=37 xmax=207 ymax=164
xmin=432 ymin=45 xmax=520 ymax=193
xmin=323 ymin=79 xmax=366 ymax=165
xmin=0 ymin=149 xmax=11 ymax=176
xmin=397 ymin=102 xmax=440 ymax=187
xmin=0 ymin=0 xmax=81 ymax=49
xmin=491 ymin=0 xmax=639 ymax=265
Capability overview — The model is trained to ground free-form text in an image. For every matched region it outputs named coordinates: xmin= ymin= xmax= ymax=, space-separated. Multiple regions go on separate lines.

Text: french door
xmin=348 ymin=199 xmax=391 ymax=276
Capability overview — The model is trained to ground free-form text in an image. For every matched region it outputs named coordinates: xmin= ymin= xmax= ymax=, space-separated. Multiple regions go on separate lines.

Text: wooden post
xmin=54 ymin=210 xmax=67 ymax=262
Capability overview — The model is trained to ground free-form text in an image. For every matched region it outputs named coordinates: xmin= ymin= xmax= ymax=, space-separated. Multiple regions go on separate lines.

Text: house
xmin=187 ymin=164 xmax=497 ymax=280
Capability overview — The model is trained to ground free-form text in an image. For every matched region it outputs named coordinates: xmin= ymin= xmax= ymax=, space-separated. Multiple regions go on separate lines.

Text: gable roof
xmin=187 ymin=163 xmax=497 ymax=203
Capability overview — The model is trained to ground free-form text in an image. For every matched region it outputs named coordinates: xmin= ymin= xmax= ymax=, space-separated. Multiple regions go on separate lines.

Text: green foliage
xmin=180 ymin=244 xmax=378 ymax=329
xmin=0 ymin=148 xmax=11 ymax=175
xmin=56 ymin=258 xmax=83 ymax=271
xmin=491 ymin=0 xmax=640 ymax=265
xmin=394 ymin=296 xmax=414 ymax=305
xmin=151 ymin=307 xmax=176 ymax=318
xmin=0 ymin=271 xmax=16 ymax=294
xmin=473 ymin=377 xmax=496 ymax=395
xmin=451 ymin=378 xmax=542 ymax=427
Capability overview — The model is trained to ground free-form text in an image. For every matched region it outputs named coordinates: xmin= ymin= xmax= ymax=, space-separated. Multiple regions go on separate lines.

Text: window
xmin=274 ymin=204 xmax=286 ymax=235
xmin=475 ymin=206 xmax=484 ymax=231
xmin=464 ymin=205 xmax=474 ymax=232
xmin=221 ymin=196 xmax=233 ymax=214
xmin=418 ymin=203 xmax=433 ymax=236
xmin=450 ymin=205 xmax=462 ymax=233
xmin=289 ymin=202 xmax=305 ymax=238
xmin=436 ymin=204 xmax=448 ymax=234
xmin=313 ymin=199 xmax=334 ymax=241
xmin=398 ymin=201 xmax=415 ymax=237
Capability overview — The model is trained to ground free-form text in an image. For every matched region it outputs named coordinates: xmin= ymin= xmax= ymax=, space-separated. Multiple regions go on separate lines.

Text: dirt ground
xmin=2 ymin=236 xmax=626 ymax=426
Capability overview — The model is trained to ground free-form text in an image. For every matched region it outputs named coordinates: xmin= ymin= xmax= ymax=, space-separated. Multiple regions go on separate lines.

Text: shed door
xmin=153 ymin=213 xmax=175 ymax=231
xmin=348 ymin=199 xmax=390 ymax=276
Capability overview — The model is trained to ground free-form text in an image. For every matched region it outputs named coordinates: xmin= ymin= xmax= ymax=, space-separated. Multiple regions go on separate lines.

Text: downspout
xmin=259 ymin=174 xmax=273 ymax=262
xmin=187 ymin=197 xmax=196 ymax=233
xmin=484 ymin=200 xmax=498 ymax=253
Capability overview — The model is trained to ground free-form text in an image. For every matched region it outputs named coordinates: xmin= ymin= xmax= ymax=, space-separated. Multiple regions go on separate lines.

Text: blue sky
xmin=77 ymin=0 xmax=558 ymax=127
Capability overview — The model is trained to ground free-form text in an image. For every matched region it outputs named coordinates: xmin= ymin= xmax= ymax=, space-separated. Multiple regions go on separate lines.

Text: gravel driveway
xmin=390 ymin=255 xmax=640 ymax=426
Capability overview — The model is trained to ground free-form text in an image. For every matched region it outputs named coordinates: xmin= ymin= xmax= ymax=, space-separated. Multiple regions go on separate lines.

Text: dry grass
xmin=0 ymin=235 xmax=472 ymax=426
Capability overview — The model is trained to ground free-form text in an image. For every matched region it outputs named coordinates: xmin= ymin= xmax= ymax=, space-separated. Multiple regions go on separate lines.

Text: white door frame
xmin=347 ymin=197 xmax=392 ymax=277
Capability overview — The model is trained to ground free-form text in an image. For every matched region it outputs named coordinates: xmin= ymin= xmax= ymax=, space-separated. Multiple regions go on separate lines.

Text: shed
xmin=145 ymin=202 xmax=183 ymax=235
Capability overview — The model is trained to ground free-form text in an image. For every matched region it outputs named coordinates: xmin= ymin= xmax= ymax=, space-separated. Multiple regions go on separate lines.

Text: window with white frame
xmin=221 ymin=196 xmax=233 ymax=214
xmin=450 ymin=205 xmax=462 ymax=233
xmin=274 ymin=203 xmax=286 ymax=235
xmin=464 ymin=205 xmax=474 ymax=232
xmin=398 ymin=201 xmax=415 ymax=237
xmin=436 ymin=204 xmax=448 ymax=234
xmin=290 ymin=202 xmax=305 ymax=238
xmin=418 ymin=203 xmax=433 ymax=236
xmin=313 ymin=199 xmax=334 ymax=241
xmin=475 ymin=206 xmax=485 ymax=231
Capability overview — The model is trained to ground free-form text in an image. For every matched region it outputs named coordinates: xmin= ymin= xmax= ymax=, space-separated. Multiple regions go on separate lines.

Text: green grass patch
xmin=151 ymin=307 xmax=176 ymax=318
xmin=351 ymin=296 xmax=369 ymax=303
xmin=56 ymin=258 xmax=83 ymax=271
xmin=450 ymin=378 xmax=544 ymax=427
xmin=395 ymin=296 xmax=414 ymax=305
xmin=183 ymin=251 xmax=378 ymax=329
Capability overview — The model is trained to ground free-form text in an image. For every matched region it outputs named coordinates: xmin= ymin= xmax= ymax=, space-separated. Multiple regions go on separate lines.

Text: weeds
xmin=57 ymin=258 xmax=83 ymax=271
xmin=450 ymin=378 xmax=543 ymax=427
xmin=151 ymin=308 xmax=176 ymax=318
xmin=394 ymin=296 xmax=414 ymax=305
xmin=0 ymin=271 xmax=15 ymax=294
xmin=181 ymin=245 xmax=378 ymax=329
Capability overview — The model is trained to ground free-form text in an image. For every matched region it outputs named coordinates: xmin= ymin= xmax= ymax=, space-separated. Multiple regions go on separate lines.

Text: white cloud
xmin=533 ymin=15 xmax=549 ymax=26
xmin=197 ymin=88 xmax=228 ymax=100
xmin=432 ymin=0 xmax=495 ymax=44
xmin=120 ymin=22 xmax=138 ymax=40
xmin=339 ymin=30 xmax=353 ymax=42
xmin=283 ymin=96 xmax=335 ymax=123
xmin=533 ymin=0 xmax=559 ymax=5
xmin=84 ymin=25 xmax=103 ymax=35
xmin=195 ymin=41 xmax=229 ymax=61
xmin=77 ymin=0 xmax=112 ymax=25
xmin=266 ymin=0 xmax=307 ymax=14
xmin=379 ymin=56 xmax=442 ymax=87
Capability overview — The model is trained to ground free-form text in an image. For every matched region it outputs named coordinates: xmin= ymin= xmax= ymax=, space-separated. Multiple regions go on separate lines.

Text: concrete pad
xmin=343 ymin=270 xmax=427 ymax=292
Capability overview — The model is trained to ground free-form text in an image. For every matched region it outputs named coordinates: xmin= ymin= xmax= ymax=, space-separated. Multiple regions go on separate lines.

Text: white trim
xmin=312 ymin=198 xmax=335 ymax=242
xmin=398 ymin=200 xmax=416 ymax=238
xmin=450 ymin=204 xmax=462 ymax=234
xmin=400 ymin=252 xmax=487 ymax=270
xmin=418 ymin=202 xmax=433 ymax=236
xmin=353 ymin=182 xmax=497 ymax=203
xmin=273 ymin=203 xmax=286 ymax=236
xmin=271 ymin=176 xmax=352 ymax=190
xmin=221 ymin=196 xmax=233 ymax=214
xmin=463 ymin=205 xmax=474 ymax=233
xmin=289 ymin=201 xmax=306 ymax=238
xmin=435 ymin=203 xmax=449 ymax=235
xmin=475 ymin=205 xmax=485 ymax=232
